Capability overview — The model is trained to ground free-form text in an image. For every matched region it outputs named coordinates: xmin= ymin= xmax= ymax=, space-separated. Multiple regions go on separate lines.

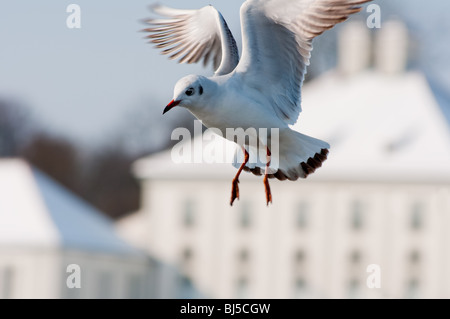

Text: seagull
xmin=144 ymin=0 xmax=371 ymax=206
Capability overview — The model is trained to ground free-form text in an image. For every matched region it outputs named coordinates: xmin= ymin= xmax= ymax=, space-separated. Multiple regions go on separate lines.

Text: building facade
xmin=118 ymin=21 xmax=450 ymax=298
xmin=0 ymin=159 xmax=193 ymax=299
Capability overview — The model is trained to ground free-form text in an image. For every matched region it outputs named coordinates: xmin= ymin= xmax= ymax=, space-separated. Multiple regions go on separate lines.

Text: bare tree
xmin=81 ymin=145 xmax=140 ymax=218
xmin=0 ymin=98 xmax=33 ymax=157
xmin=20 ymin=133 xmax=83 ymax=193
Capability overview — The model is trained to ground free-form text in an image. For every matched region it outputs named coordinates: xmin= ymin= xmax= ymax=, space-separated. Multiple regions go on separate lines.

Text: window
xmin=183 ymin=200 xmax=195 ymax=228
xmin=409 ymin=250 xmax=421 ymax=265
xmin=293 ymin=278 xmax=308 ymax=298
xmin=296 ymin=202 xmax=309 ymax=229
xmin=178 ymin=247 xmax=194 ymax=298
xmin=239 ymin=202 xmax=251 ymax=229
xmin=236 ymin=277 xmax=249 ymax=299
xmin=178 ymin=275 xmax=193 ymax=299
xmin=350 ymin=250 xmax=362 ymax=264
xmin=292 ymin=250 xmax=308 ymax=297
xmin=410 ymin=202 xmax=424 ymax=230
xmin=405 ymin=278 xmax=420 ymax=299
xmin=0 ymin=266 xmax=14 ymax=299
xmin=294 ymin=250 xmax=306 ymax=266
xmin=347 ymin=278 xmax=360 ymax=299
xmin=405 ymin=251 xmax=420 ymax=298
xmin=350 ymin=200 xmax=365 ymax=230
xmin=238 ymin=249 xmax=249 ymax=264
xmin=127 ymin=274 xmax=144 ymax=299
xmin=63 ymin=278 xmax=82 ymax=299
xmin=97 ymin=272 xmax=114 ymax=299
xmin=181 ymin=247 xmax=194 ymax=275
xmin=182 ymin=248 xmax=193 ymax=263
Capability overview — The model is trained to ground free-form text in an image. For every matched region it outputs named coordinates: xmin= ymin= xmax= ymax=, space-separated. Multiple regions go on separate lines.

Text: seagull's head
xmin=163 ymin=75 xmax=213 ymax=114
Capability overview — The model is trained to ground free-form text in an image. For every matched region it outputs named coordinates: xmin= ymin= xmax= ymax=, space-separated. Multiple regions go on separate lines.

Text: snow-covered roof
xmin=133 ymin=70 xmax=450 ymax=183
xmin=298 ymin=70 xmax=450 ymax=182
xmin=0 ymin=159 xmax=140 ymax=254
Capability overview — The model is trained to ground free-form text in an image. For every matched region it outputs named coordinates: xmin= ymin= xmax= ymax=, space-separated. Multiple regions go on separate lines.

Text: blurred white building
xmin=118 ymin=21 xmax=450 ymax=298
xmin=0 ymin=159 xmax=196 ymax=299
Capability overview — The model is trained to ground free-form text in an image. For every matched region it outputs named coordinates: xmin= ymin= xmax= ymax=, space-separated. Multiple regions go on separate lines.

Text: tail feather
xmin=236 ymin=129 xmax=330 ymax=181
xmin=300 ymin=148 xmax=329 ymax=177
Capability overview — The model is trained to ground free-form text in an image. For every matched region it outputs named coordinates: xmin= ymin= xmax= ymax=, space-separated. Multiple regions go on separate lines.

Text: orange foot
xmin=264 ymin=177 xmax=272 ymax=206
xmin=230 ymin=179 xmax=240 ymax=206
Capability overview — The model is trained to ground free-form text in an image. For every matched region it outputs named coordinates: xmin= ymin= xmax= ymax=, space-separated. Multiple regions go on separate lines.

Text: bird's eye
xmin=199 ymin=85 xmax=204 ymax=95
xmin=185 ymin=88 xmax=195 ymax=96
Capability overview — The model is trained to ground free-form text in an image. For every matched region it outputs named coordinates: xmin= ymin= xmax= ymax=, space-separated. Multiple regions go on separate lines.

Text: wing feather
xmin=144 ymin=4 xmax=240 ymax=76
xmin=235 ymin=0 xmax=372 ymax=125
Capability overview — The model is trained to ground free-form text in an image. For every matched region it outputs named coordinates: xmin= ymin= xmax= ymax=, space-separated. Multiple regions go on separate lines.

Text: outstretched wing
xmin=235 ymin=0 xmax=372 ymax=125
xmin=144 ymin=4 xmax=240 ymax=76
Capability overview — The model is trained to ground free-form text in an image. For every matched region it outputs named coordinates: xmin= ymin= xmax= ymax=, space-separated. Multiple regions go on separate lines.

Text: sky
xmin=0 ymin=0 xmax=449 ymax=149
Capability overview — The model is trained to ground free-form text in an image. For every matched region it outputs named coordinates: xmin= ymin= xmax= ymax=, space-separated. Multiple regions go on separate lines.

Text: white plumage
xmin=144 ymin=0 xmax=372 ymax=205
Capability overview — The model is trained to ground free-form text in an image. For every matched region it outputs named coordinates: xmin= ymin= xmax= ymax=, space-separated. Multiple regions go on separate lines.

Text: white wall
xmin=0 ymin=247 xmax=62 ymax=299
xmin=135 ymin=177 xmax=450 ymax=299
xmin=0 ymin=247 xmax=152 ymax=299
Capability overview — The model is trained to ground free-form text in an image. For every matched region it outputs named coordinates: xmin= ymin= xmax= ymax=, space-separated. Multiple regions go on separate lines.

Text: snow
xmin=298 ymin=70 xmax=450 ymax=182
xmin=0 ymin=160 xmax=59 ymax=247
xmin=0 ymin=159 xmax=140 ymax=255
xmin=33 ymin=168 xmax=138 ymax=254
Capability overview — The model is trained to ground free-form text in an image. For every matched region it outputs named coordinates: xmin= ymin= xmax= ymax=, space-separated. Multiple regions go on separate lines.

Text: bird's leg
xmin=264 ymin=147 xmax=272 ymax=206
xmin=230 ymin=148 xmax=249 ymax=206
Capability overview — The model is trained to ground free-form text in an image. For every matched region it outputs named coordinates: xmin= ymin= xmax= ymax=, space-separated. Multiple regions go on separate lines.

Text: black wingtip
xmin=300 ymin=148 xmax=329 ymax=178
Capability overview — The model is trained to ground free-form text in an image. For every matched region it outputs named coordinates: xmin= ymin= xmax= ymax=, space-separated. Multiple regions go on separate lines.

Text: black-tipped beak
xmin=163 ymin=100 xmax=181 ymax=114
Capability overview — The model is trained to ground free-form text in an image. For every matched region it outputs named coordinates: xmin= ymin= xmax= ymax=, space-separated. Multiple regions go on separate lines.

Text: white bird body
xmin=178 ymin=75 xmax=287 ymax=134
xmin=145 ymin=0 xmax=372 ymax=204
